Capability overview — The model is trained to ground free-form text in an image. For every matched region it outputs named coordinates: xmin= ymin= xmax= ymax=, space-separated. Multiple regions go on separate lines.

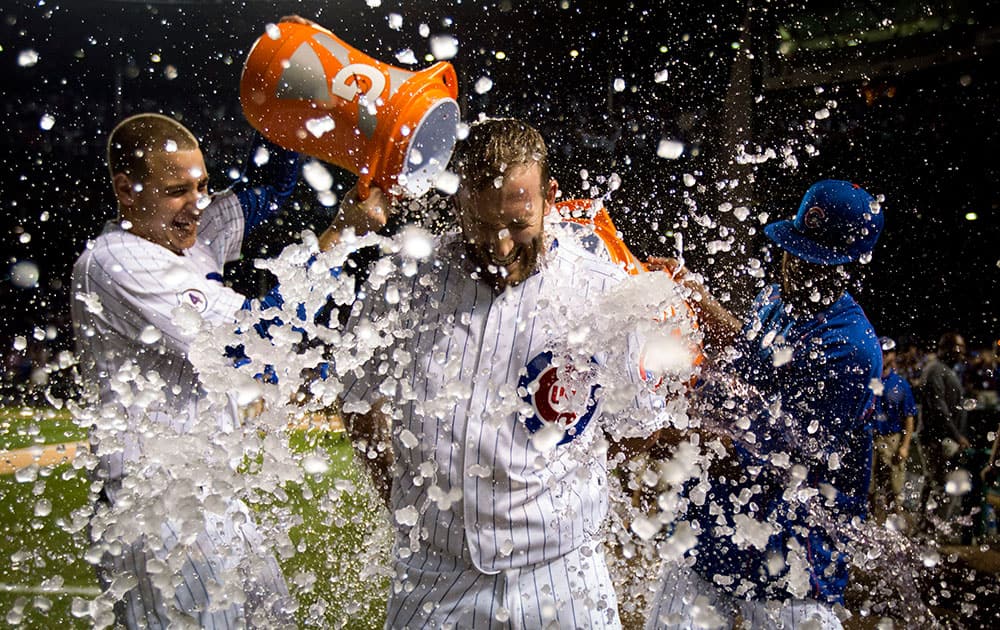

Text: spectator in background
xmin=919 ymin=332 xmax=971 ymax=532
xmin=870 ymin=336 xmax=917 ymax=524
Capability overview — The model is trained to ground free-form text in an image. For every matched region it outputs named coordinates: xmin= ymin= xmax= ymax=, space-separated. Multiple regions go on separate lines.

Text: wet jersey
xmin=692 ymin=285 xmax=880 ymax=604
xmin=341 ymin=223 xmax=671 ymax=574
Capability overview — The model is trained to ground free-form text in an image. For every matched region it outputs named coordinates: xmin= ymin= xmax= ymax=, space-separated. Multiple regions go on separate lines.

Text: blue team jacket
xmin=692 ymin=285 xmax=881 ymax=604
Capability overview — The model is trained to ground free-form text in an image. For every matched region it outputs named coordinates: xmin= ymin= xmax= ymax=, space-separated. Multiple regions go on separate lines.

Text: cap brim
xmin=764 ymin=220 xmax=854 ymax=265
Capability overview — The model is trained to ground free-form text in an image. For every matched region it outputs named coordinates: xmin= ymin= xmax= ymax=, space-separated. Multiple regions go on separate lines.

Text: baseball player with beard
xmin=645 ymin=180 xmax=884 ymax=629
xmin=71 ymin=112 xmax=303 ymax=628
xmin=326 ymin=118 xmax=687 ymax=629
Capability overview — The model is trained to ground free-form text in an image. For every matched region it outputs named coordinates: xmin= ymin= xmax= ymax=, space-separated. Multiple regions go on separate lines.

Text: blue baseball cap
xmin=764 ymin=179 xmax=884 ymax=265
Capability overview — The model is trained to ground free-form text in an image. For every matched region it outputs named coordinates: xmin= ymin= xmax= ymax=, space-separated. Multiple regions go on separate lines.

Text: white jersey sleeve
xmin=73 ymin=227 xmax=247 ymax=363
xmin=198 ymin=190 xmax=246 ymax=265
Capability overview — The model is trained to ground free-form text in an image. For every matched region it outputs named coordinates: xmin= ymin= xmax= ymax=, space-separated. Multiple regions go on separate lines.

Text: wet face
xmin=456 ymin=163 xmax=557 ymax=291
xmin=779 ymin=251 xmax=849 ymax=311
xmin=114 ymin=149 xmax=209 ymax=254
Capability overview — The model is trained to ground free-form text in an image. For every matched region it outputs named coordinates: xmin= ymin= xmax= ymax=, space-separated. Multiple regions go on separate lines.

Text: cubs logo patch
xmin=518 ymin=351 xmax=600 ymax=446
xmin=178 ymin=288 xmax=209 ymax=313
xmin=803 ymin=205 xmax=826 ymax=229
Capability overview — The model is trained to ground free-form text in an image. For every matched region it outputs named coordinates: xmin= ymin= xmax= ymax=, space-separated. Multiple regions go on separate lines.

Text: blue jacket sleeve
xmin=232 ymin=135 xmax=303 ymax=237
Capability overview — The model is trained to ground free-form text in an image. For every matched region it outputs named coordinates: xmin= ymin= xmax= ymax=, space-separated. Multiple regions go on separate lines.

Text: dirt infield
xmin=0 ymin=441 xmax=87 ymax=476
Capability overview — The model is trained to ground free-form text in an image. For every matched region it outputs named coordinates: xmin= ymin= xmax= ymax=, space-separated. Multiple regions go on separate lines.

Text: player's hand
xmin=319 ymin=185 xmax=390 ymax=251
xmin=279 ymin=14 xmax=321 ymax=27
xmin=647 ymin=256 xmax=706 ymax=300
xmin=893 ymin=445 xmax=909 ymax=465
xmin=959 ymin=437 xmax=972 ymax=450
xmin=335 ymin=185 xmax=389 ymax=236
xmin=647 ymin=256 xmax=741 ymax=350
xmin=646 ymin=256 xmax=683 ymax=276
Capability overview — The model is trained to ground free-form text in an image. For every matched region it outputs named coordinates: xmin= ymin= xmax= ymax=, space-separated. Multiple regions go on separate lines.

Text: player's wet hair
xmin=107 ymin=113 xmax=199 ymax=182
xmin=451 ymin=118 xmax=549 ymax=194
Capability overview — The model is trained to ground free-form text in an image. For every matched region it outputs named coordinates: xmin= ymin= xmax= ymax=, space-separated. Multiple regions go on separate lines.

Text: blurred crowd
xmin=874 ymin=332 xmax=1000 ymax=547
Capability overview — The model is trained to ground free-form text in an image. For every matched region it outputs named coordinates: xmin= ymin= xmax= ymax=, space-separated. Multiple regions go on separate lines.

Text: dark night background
xmin=2 ymin=0 xmax=999 ymax=390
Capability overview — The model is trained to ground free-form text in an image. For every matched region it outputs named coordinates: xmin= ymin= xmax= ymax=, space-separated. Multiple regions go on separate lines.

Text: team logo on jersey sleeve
xmin=518 ymin=351 xmax=600 ymax=446
xmin=178 ymin=288 xmax=208 ymax=313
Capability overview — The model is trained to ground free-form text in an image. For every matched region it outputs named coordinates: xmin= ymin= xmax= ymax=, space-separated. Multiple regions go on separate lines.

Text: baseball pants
xmin=384 ymin=539 xmax=621 ymax=629
xmin=98 ymin=503 xmax=293 ymax=629
xmin=645 ymin=563 xmax=842 ymax=630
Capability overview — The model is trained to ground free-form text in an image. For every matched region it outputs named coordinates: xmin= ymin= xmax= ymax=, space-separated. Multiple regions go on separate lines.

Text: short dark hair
xmin=451 ymin=118 xmax=549 ymax=194
xmin=938 ymin=331 xmax=965 ymax=353
xmin=106 ymin=113 xmax=199 ymax=181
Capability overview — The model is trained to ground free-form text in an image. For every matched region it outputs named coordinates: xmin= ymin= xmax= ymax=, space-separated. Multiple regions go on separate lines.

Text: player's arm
xmin=646 ymin=257 xmax=742 ymax=352
xmin=896 ymin=381 xmax=917 ymax=463
xmin=607 ymin=431 xmax=662 ymax=461
xmin=84 ymin=247 xmax=247 ymax=360
xmin=342 ymin=403 xmax=393 ymax=508
xmin=896 ymin=414 xmax=915 ymax=464
xmin=231 ymin=135 xmax=302 ymax=237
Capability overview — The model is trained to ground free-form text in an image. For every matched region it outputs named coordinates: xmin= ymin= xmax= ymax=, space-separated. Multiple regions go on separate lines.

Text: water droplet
xmin=138 ymin=326 xmax=162 ymax=345
xmin=303 ymin=160 xmax=334 ymax=192
xmin=430 ymin=34 xmax=459 ymax=60
xmin=265 ymin=23 xmax=281 ymax=40
xmin=302 ymin=454 xmax=329 ymax=475
xmin=656 ymin=139 xmax=684 ymax=160
xmin=10 ymin=261 xmax=40 ymax=288
xmin=474 ymin=76 xmax=494 ymax=94
xmin=34 ymin=499 xmax=52 ymax=517
xmin=305 ymin=115 xmax=336 ymax=138
xmin=395 ymin=48 xmax=418 ymax=65
xmin=530 ymin=423 xmax=564 ymax=452
xmin=401 ymin=226 xmax=434 ymax=260
xmin=39 ymin=114 xmax=55 ymax=131
xmin=18 ymin=49 xmax=39 ymax=67
xmin=945 ymin=469 xmax=972 ymax=496
xmin=395 ymin=505 xmax=419 ymax=526
xmin=435 ymin=170 xmax=460 ymax=195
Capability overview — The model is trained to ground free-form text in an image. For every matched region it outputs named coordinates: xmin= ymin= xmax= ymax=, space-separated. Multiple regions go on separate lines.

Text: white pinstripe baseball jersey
xmin=71 ymin=190 xmax=291 ymax=628
xmin=73 ymin=191 xmax=246 ymax=446
xmin=342 ymin=220 xmax=672 ymax=627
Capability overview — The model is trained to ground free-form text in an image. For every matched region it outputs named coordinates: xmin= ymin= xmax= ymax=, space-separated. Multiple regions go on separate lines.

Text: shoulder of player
xmin=806 ymin=303 xmax=881 ymax=372
xmin=548 ymin=227 xmax=628 ymax=280
xmin=75 ymin=229 xmax=184 ymax=279
xmin=199 ymin=189 xmax=241 ymax=224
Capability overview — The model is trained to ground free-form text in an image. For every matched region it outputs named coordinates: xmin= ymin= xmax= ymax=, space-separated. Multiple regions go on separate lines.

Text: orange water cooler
xmin=241 ymin=22 xmax=460 ymax=198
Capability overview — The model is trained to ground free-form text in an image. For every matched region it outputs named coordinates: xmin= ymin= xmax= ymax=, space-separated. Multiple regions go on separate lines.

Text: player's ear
xmin=543 ymin=178 xmax=558 ymax=216
xmin=113 ymin=173 xmax=136 ymax=209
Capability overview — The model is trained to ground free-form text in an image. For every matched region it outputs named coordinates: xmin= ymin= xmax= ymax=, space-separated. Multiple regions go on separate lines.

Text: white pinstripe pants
xmin=98 ymin=503 xmax=293 ymax=629
xmin=385 ymin=540 xmax=621 ymax=629
xmin=645 ymin=563 xmax=843 ymax=630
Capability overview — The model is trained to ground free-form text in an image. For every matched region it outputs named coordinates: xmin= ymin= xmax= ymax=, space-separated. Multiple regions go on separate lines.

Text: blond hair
xmin=451 ymin=118 xmax=549 ymax=194
xmin=106 ymin=113 xmax=199 ymax=181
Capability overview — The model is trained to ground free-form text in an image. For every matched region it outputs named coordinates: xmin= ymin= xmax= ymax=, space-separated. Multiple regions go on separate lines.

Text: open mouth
xmin=491 ymin=248 xmax=520 ymax=267
xmin=172 ymin=220 xmax=197 ymax=237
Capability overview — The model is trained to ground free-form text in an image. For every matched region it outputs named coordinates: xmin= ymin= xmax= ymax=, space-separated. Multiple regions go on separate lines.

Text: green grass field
xmin=0 ymin=407 xmax=389 ymax=628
